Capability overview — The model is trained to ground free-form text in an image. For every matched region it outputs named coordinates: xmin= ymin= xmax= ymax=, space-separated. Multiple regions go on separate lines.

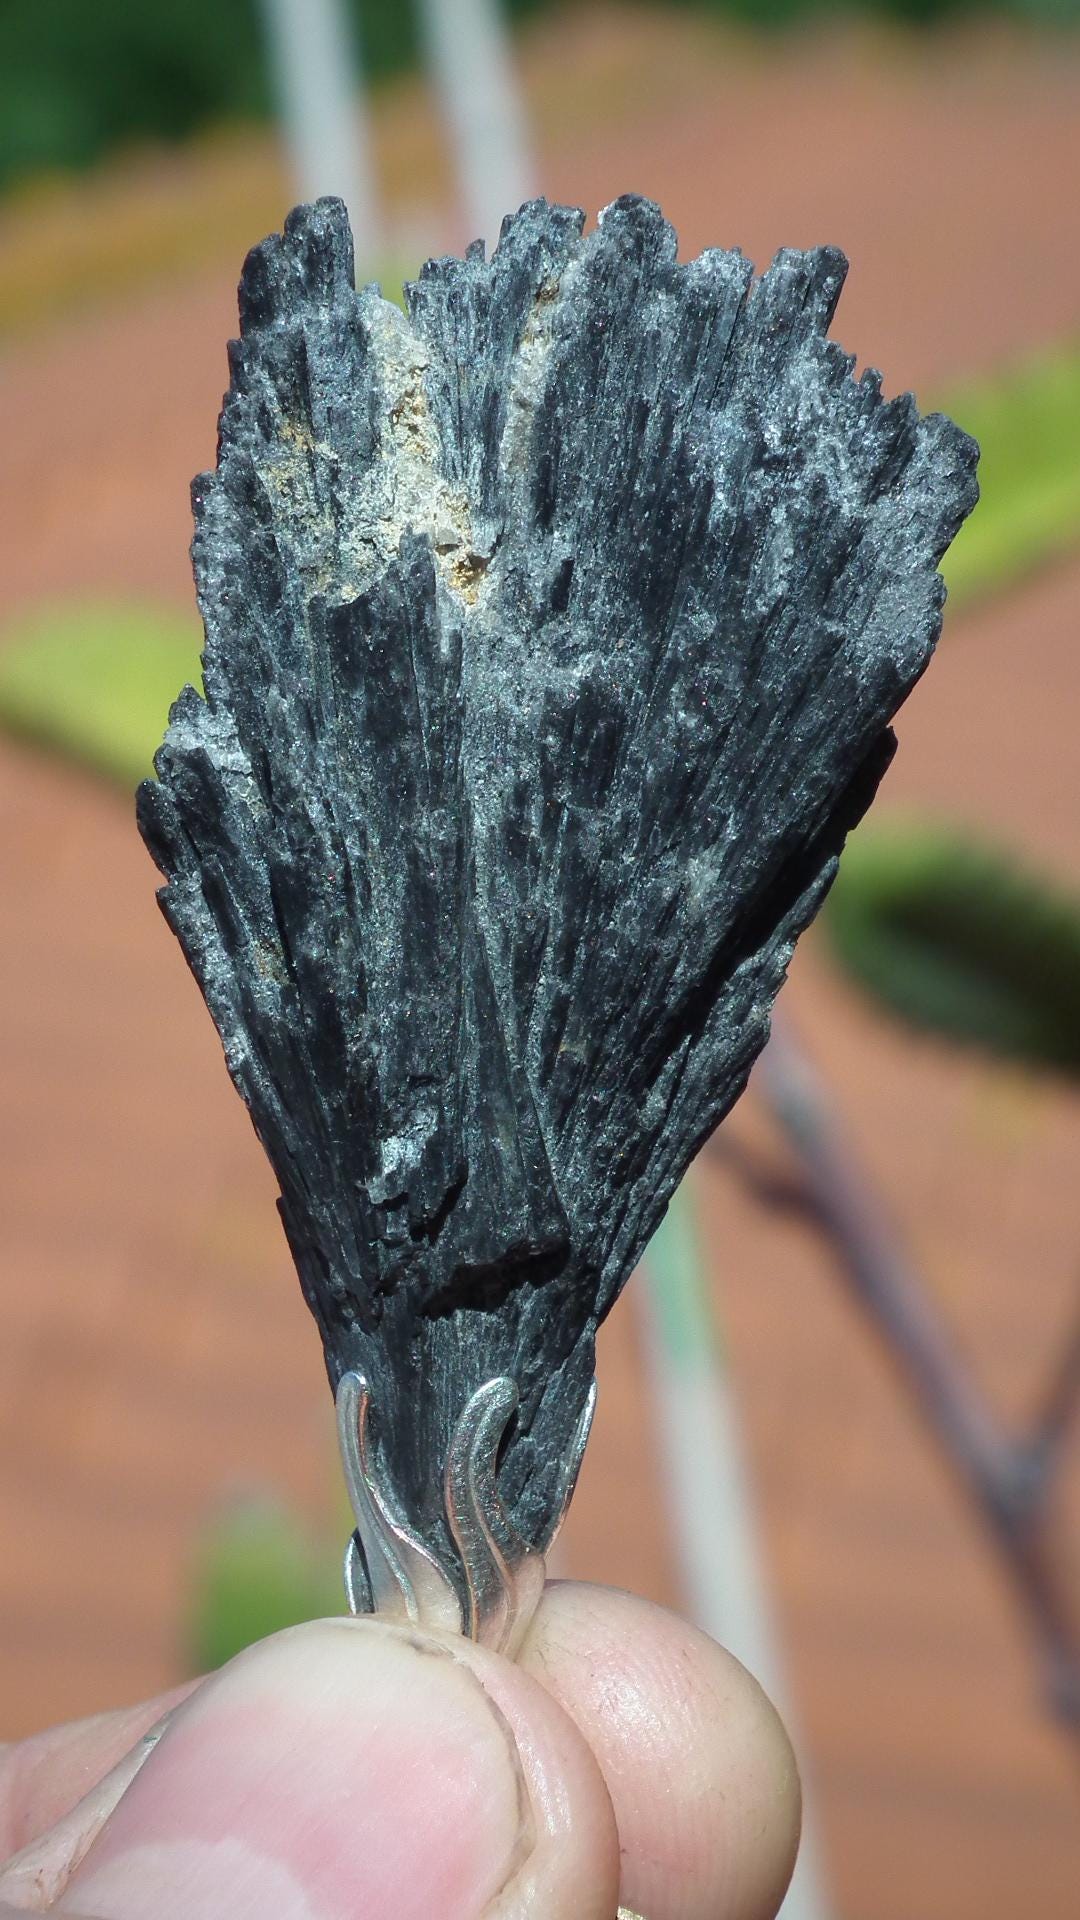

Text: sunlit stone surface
xmin=138 ymin=194 xmax=978 ymax=1565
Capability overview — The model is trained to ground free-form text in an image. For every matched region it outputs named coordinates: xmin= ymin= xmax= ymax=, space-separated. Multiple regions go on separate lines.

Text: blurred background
xmin=1 ymin=2 xmax=1079 ymax=1916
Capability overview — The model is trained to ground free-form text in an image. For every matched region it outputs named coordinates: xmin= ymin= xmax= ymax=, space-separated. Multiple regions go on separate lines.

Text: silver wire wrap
xmin=336 ymin=1370 xmax=596 ymax=1659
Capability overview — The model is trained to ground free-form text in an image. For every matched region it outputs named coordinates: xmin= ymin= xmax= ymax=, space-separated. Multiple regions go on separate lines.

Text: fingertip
xmin=522 ymin=1582 xmax=801 ymax=1920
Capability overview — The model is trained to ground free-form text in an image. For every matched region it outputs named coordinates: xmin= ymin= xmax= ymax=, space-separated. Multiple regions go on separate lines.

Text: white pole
xmin=639 ymin=1187 xmax=832 ymax=1920
xmin=260 ymin=0 xmax=383 ymax=269
xmin=415 ymin=0 xmax=535 ymax=250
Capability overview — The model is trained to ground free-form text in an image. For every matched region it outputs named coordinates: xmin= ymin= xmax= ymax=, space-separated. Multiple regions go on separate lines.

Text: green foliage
xmin=0 ymin=601 xmax=203 ymax=787
xmin=0 ymin=0 xmax=538 ymax=193
xmin=189 ymin=1500 xmax=344 ymax=1673
xmin=0 ymin=0 xmax=428 ymax=191
xmin=939 ymin=345 xmax=1080 ymax=607
xmin=2 ymin=0 xmax=1076 ymax=194
xmin=826 ymin=822 xmax=1080 ymax=1075
xmin=0 ymin=0 xmax=267 ymax=187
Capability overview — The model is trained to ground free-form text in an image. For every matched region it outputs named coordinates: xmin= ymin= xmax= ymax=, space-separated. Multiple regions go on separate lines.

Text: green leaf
xmin=826 ymin=821 xmax=1080 ymax=1075
xmin=938 ymin=343 xmax=1080 ymax=608
xmin=0 ymin=599 xmax=203 ymax=787
xmin=188 ymin=1499 xmax=344 ymax=1674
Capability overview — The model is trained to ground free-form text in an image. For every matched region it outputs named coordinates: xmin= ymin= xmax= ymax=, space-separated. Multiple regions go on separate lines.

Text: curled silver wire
xmin=336 ymin=1369 xmax=596 ymax=1657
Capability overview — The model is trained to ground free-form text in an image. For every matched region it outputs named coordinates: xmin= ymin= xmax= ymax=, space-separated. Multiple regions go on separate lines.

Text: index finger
xmin=521 ymin=1582 xmax=801 ymax=1920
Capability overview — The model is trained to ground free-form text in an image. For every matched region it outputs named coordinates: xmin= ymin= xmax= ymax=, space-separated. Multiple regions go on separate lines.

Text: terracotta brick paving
xmin=1 ymin=13 xmax=1079 ymax=1917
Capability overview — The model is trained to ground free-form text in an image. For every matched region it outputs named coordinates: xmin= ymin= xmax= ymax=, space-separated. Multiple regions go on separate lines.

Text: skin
xmin=0 ymin=1582 xmax=800 ymax=1920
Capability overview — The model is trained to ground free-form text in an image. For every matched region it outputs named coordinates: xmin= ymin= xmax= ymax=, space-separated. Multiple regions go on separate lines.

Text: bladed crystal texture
xmin=138 ymin=194 xmax=978 ymax=1582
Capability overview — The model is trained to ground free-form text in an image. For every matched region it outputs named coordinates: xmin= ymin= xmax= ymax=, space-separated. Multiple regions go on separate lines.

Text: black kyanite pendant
xmin=138 ymin=194 xmax=977 ymax=1649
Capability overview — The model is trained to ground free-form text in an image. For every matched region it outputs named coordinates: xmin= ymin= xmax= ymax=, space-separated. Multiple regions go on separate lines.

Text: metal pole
xmin=260 ymin=0 xmax=382 ymax=269
xmin=415 ymin=0 xmax=535 ymax=250
xmin=640 ymin=1185 xmax=832 ymax=1920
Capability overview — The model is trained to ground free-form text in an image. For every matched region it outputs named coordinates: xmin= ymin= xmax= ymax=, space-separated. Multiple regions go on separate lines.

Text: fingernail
xmin=58 ymin=1619 xmax=535 ymax=1920
xmin=129 ymin=1704 xmax=177 ymax=1763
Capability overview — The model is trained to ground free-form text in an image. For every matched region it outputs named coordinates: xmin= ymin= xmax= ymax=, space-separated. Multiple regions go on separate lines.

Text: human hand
xmin=0 ymin=1583 xmax=799 ymax=1919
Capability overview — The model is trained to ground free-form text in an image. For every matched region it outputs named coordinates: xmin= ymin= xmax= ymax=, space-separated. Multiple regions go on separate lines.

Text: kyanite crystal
xmin=138 ymin=194 xmax=978 ymax=1567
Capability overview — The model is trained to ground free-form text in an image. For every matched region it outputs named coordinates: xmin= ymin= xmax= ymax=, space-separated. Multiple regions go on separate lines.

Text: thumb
xmin=48 ymin=1618 xmax=619 ymax=1920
